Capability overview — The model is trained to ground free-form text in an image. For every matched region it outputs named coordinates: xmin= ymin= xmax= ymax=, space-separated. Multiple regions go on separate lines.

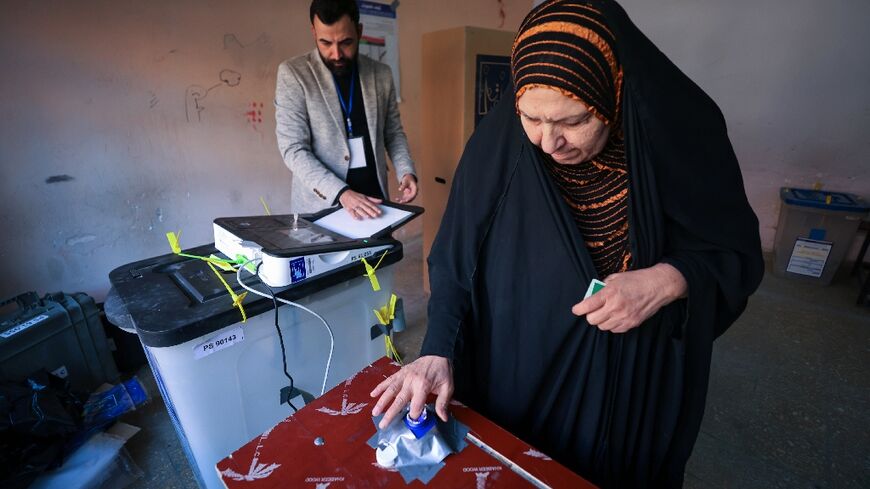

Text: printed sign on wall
xmin=359 ymin=1 xmax=401 ymax=101
xmin=475 ymin=54 xmax=512 ymax=127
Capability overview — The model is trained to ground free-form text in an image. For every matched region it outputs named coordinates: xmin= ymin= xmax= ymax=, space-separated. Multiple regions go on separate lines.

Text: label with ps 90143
xmin=194 ymin=327 xmax=244 ymax=360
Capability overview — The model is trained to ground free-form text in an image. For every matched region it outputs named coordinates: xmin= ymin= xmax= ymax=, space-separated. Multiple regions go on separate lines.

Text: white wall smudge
xmin=66 ymin=234 xmax=97 ymax=246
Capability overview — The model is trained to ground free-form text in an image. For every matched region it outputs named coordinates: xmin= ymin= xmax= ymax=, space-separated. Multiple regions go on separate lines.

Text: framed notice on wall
xmin=359 ymin=1 xmax=401 ymax=101
xmin=786 ymin=238 xmax=833 ymax=278
xmin=475 ymin=54 xmax=512 ymax=127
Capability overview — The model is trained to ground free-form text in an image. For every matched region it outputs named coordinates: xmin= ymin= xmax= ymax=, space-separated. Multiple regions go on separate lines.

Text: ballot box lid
xmin=108 ymin=241 xmax=402 ymax=348
xmin=780 ymin=187 xmax=869 ymax=213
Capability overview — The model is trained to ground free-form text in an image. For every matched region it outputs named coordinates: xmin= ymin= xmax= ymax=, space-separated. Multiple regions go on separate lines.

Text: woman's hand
xmin=571 ymin=263 xmax=687 ymax=333
xmin=370 ymin=355 xmax=453 ymax=429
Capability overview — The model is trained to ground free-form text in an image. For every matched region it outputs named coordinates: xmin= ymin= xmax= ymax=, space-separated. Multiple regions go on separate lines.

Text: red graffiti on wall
xmin=246 ymin=101 xmax=264 ymax=130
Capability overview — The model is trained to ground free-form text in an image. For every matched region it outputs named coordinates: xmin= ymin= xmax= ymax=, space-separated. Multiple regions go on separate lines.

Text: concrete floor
xmin=121 ymin=227 xmax=869 ymax=488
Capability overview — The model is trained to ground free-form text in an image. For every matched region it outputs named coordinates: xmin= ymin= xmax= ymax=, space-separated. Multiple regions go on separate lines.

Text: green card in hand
xmin=584 ymin=279 xmax=606 ymax=299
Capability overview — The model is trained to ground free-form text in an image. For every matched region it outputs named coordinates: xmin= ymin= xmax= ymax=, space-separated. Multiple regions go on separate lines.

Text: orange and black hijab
xmin=512 ymin=0 xmax=622 ymax=126
xmin=512 ymin=0 xmax=631 ymax=276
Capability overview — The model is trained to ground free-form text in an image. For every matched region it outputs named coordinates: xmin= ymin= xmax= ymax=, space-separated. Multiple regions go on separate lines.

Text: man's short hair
xmin=310 ymin=0 xmax=360 ymax=25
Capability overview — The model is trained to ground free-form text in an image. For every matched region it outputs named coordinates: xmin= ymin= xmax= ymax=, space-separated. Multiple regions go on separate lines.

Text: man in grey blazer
xmin=275 ymin=0 xmax=417 ymax=219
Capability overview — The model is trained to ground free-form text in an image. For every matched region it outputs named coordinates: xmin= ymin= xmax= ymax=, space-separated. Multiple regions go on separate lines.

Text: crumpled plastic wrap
xmin=367 ymin=404 xmax=471 ymax=484
xmin=375 ymin=408 xmax=451 ymax=470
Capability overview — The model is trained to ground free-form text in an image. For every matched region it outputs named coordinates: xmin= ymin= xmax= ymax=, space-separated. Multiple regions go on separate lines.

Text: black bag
xmin=0 ymin=370 xmax=85 ymax=489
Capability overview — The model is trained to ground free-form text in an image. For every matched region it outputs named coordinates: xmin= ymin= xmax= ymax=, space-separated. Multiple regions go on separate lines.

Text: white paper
xmin=786 ymin=238 xmax=832 ymax=278
xmin=348 ymin=136 xmax=367 ymax=169
xmin=314 ymin=205 xmax=412 ymax=239
xmin=29 ymin=432 xmax=126 ymax=489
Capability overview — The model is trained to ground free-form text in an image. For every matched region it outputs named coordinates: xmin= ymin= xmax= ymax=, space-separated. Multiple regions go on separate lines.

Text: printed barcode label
xmin=1 ymin=314 xmax=49 ymax=338
xmin=194 ymin=327 xmax=244 ymax=360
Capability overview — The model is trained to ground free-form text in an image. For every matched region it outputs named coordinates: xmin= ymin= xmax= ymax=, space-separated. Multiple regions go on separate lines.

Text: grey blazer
xmin=275 ymin=49 xmax=416 ymax=213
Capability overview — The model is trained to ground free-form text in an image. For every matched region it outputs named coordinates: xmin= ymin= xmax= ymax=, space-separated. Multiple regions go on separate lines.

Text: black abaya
xmin=420 ymin=1 xmax=764 ymax=487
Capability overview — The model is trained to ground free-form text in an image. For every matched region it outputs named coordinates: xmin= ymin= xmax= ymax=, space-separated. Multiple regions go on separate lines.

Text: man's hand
xmin=370 ymin=355 xmax=453 ymax=429
xmin=394 ymin=174 xmax=418 ymax=204
xmin=571 ymin=263 xmax=687 ymax=333
xmin=339 ymin=189 xmax=383 ymax=220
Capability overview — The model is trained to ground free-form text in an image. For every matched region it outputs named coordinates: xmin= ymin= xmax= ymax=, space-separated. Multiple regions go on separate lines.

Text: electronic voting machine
xmin=213 ymin=204 xmax=423 ymax=287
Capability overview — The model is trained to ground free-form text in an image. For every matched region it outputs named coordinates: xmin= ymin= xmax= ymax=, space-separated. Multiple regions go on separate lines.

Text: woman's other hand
xmin=571 ymin=263 xmax=687 ymax=333
xmin=370 ymin=355 xmax=453 ymax=429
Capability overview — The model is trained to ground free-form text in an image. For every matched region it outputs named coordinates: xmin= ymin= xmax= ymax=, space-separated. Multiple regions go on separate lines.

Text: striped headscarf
xmin=512 ymin=0 xmax=632 ymax=276
xmin=512 ymin=0 xmax=622 ymax=126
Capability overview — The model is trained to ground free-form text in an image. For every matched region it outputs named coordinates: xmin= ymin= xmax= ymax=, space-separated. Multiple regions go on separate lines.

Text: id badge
xmin=348 ymin=137 xmax=367 ymax=169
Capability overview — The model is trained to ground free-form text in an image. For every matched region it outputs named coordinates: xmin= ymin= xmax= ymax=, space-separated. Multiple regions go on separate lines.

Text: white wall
xmin=0 ymin=0 xmax=532 ymax=302
xmin=546 ymin=0 xmax=870 ymax=253
xmin=0 ymin=1 xmax=311 ymax=301
xmin=2 ymin=1 xmax=868 ymax=302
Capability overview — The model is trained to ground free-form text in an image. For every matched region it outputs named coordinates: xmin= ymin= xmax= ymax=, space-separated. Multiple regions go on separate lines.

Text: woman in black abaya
xmin=371 ymin=1 xmax=764 ymax=487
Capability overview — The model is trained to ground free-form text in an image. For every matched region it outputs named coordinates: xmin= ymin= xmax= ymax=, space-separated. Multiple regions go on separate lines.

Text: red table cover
xmin=217 ymin=357 xmax=596 ymax=488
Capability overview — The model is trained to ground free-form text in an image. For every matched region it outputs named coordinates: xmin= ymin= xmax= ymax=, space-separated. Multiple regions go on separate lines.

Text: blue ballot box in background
xmin=773 ymin=187 xmax=869 ymax=285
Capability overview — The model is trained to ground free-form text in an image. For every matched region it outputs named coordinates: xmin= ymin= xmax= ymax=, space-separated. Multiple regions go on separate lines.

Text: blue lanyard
xmin=333 ymin=65 xmax=356 ymax=137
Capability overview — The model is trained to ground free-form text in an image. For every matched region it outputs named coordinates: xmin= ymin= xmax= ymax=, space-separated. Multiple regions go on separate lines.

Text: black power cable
xmin=256 ymin=263 xmax=298 ymax=413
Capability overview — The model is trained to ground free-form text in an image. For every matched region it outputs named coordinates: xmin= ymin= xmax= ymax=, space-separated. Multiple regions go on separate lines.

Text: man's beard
xmin=322 ymin=53 xmax=356 ymax=77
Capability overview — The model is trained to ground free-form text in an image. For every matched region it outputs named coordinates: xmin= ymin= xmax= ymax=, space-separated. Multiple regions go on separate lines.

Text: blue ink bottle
xmin=403 ymin=408 xmax=436 ymax=439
